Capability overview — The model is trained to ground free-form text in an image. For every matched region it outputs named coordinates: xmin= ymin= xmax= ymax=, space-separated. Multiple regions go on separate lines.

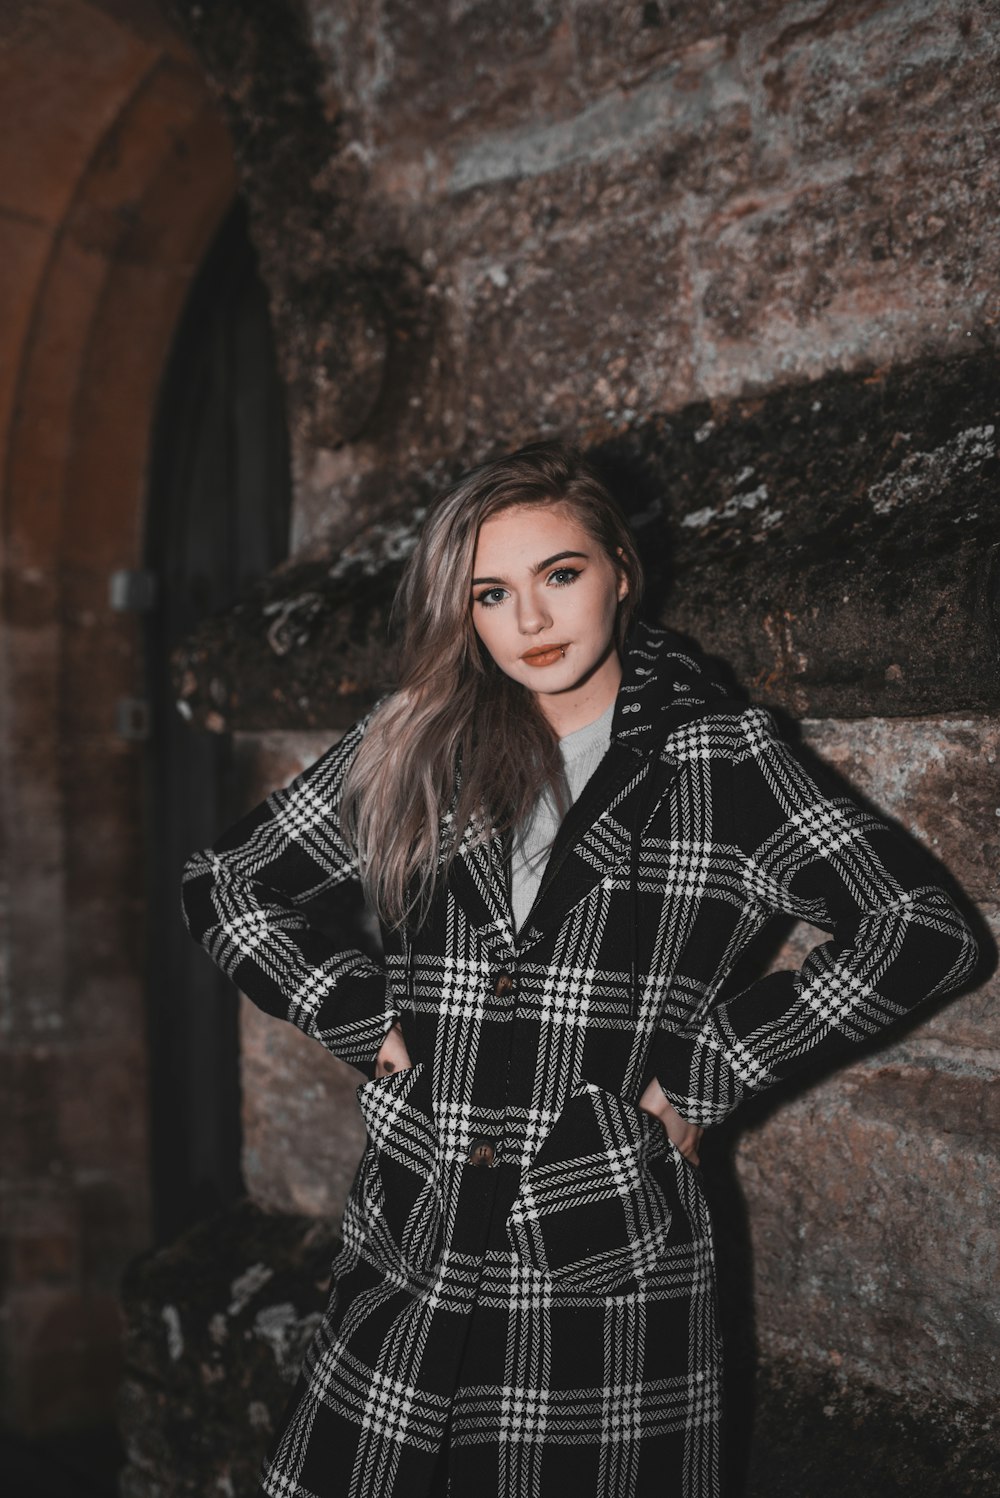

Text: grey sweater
xmin=510 ymin=699 xmax=615 ymax=932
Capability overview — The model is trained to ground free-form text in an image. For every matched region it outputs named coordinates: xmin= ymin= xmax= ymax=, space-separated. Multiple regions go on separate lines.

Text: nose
xmin=516 ymin=589 xmax=552 ymax=634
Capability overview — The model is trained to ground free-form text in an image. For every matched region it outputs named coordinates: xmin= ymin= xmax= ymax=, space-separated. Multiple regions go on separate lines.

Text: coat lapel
xmin=513 ymin=743 xmax=681 ymax=953
xmin=445 ymin=811 xmax=516 ymax=951
xmin=444 ymin=622 xmax=733 ymax=953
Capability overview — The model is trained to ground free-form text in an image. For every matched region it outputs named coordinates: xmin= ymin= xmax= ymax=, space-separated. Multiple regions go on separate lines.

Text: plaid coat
xmin=180 ymin=621 xmax=978 ymax=1498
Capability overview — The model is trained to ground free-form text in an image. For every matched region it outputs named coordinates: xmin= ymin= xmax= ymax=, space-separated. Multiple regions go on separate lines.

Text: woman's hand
xmin=638 ymin=1077 xmax=704 ymax=1166
xmin=373 ymin=1021 xmax=413 ymax=1079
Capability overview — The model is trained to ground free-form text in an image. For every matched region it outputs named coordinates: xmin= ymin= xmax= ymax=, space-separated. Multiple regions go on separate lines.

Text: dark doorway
xmin=142 ymin=196 xmax=292 ymax=1242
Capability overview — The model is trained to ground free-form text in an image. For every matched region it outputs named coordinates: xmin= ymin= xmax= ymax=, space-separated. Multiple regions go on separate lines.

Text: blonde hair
xmin=339 ymin=439 xmax=644 ymax=929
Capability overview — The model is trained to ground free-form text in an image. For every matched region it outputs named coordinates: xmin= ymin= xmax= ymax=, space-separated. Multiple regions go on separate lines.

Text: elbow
xmin=952 ymin=906 xmax=983 ymax=988
xmin=911 ymin=885 xmax=982 ymax=998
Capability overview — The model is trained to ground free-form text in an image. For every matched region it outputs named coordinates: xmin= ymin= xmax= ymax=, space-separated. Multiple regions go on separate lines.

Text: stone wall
xmin=169 ymin=0 xmax=1000 ymax=549
xmin=160 ymin=0 xmax=1000 ymax=1422
xmin=0 ymin=0 xmax=988 ymax=1465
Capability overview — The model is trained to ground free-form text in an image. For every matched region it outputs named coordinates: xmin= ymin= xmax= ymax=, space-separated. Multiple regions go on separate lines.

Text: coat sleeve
xmin=179 ymin=711 xmax=397 ymax=1076
xmin=652 ymin=705 xmax=980 ymax=1126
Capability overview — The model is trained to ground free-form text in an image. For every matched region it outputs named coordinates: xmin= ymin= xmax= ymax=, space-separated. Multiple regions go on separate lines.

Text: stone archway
xmin=0 ymin=0 xmax=236 ymax=1431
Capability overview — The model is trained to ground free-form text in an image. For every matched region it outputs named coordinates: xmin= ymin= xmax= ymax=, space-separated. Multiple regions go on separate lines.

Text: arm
xmin=180 ymin=712 xmax=398 ymax=1076
xmin=652 ymin=706 xmax=980 ymax=1126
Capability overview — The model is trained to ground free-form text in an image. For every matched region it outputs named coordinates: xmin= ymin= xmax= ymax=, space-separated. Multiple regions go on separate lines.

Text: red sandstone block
xmin=369 ymin=0 xmax=570 ymax=147
xmin=240 ymin=996 xmax=366 ymax=1220
xmin=801 ymin=718 xmax=1000 ymax=907
xmin=734 ymin=1101 xmax=999 ymax=1406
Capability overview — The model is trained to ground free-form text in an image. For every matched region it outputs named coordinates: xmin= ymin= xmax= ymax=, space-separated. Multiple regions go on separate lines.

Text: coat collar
xmin=446 ymin=622 xmax=743 ymax=956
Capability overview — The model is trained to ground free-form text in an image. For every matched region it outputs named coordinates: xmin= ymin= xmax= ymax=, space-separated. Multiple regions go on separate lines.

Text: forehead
xmin=473 ymin=503 xmax=591 ymax=557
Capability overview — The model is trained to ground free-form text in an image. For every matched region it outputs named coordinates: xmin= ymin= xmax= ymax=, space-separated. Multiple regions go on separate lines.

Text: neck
xmin=534 ymin=648 xmax=622 ymax=738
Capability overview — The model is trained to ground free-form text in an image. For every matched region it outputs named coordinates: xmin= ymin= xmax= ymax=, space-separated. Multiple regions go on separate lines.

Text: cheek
xmin=470 ymin=608 xmax=502 ymax=659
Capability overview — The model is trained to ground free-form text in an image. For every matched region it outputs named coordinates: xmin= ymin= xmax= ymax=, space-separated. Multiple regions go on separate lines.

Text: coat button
xmin=493 ymin=971 xmax=515 ymax=996
xmin=467 ymin=1138 xmax=496 ymax=1168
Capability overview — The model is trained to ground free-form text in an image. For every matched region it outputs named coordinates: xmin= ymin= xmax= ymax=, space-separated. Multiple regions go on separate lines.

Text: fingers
xmin=677 ymin=1127 xmax=704 ymax=1167
xmin=373 ymin=1021 xmax=413 ymax=1078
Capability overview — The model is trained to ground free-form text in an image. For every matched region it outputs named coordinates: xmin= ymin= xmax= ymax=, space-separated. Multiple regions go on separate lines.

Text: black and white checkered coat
xmin=181 ymin=621 xmax=977 ymax=1498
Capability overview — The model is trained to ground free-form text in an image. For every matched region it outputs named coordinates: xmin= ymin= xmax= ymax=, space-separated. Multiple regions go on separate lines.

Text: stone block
xmin=571 ymin=0 xmax=784 ymax=87
xmin=692 ymin=162 xmax=1000 ymax=387
xmin=0 ymin=1183 xmax=79 ymax=1291
xmin=744 ymin=0 xmax=998 ymax=168
xmin=367 ymin=0 xmax=569 ymax=147
xmin=799 ymin=717 xmax=1000 ymax=908
xmin=0 ymin=1052 xmax=63 ymax=1174
xmin=172 ymin=348 xmax=1000 ymax=731
xmin=725 ymin=1065 xmax=1000 ymax=1405
xmin=743 ymin=1354 xmax=1000 ymax=1498
xmin=119 ymin=1200 xmax=339 ymax=1497
xmin=240 ymin=998 xmax=367 ymax=1220
xmin=457 ymin=209 xmax=692 ymax=442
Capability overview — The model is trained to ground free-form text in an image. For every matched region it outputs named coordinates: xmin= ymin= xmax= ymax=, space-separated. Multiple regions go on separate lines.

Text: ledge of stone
xmin=172 ymin=350 xmax=1000 ymax=731
xmin=741 ymin=1354 xmax=1000 ymax=1498
xmin=118 ymin=1199 xmax=339 ymax=1497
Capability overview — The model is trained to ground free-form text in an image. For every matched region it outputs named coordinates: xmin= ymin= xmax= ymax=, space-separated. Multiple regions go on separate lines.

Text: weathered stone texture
xmin=240 ymin=999 xmax=367 ymax=1221
xmin=743 ymin=1355 xmax=1000 ymax=1498
xmin=171 ymin=349 xmax=1000 ymax=732
xmin=731 ymin=1063 xmax=1000 ymax=1403
xmin=119 ymin=1200 xmax=339 ymax=1498
xmin=166 ymin=0 xmax=1000 ymax=548
xmin=801 ymin=716 xmax=1000 ymax=908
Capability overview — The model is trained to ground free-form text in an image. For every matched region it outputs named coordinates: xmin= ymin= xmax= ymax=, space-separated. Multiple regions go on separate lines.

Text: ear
xmin=615 ymin=546 xmax=629 ymax=601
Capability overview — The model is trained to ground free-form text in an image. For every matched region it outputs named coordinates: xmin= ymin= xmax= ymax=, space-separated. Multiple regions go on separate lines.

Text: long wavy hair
xmin=339 ymin=439 xmax=644 ymax=930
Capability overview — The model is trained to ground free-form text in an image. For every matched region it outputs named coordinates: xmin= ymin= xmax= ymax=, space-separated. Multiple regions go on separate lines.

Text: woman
xmin=181 ymin=440 xmax=978 ymax=1498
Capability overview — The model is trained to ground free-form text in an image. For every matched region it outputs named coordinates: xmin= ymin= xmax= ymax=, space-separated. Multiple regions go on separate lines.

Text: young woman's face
xmin=470 ymin=503 xmax=628 ymax=715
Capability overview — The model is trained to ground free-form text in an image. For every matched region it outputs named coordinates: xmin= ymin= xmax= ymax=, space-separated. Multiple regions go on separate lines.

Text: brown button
xmin=467 ymin=1138 xmax=496 ymax=1168
xmin=493 ymin=971 xmax=515 ymax=996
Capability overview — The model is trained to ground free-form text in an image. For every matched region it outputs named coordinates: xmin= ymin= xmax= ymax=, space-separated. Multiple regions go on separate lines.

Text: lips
xmin=521 ymin=643 xmax=568 ymax=668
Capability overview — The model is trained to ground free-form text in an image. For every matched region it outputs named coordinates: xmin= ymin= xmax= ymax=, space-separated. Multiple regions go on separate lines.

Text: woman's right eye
xmin=474 ymin=588 xmax=507 ymax=608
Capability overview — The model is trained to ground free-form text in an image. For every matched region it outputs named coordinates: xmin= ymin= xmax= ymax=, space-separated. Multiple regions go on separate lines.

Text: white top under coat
xmin=510 ymin=698 xmax=616 ymax=932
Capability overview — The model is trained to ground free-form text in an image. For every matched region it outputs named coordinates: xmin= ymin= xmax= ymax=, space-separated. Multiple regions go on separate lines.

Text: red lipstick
xmin=521 ymin=643 xmax=568 ymax=668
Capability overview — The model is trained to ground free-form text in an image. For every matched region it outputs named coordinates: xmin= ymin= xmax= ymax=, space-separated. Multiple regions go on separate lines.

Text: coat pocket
xmin=355 ymin=1062 xmax=443 ymax=1276
xmin=506 ymin=1082 xmax=682 ymax=1295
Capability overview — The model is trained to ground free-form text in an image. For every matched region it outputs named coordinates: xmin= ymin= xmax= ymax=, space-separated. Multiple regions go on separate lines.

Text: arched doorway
xmin=0 ymin=0 xmax=239 ymax=1433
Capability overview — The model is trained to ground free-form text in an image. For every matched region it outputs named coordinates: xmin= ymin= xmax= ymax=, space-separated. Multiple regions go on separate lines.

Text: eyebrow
xmin=471 ymin=550 xmax=590 ymax=586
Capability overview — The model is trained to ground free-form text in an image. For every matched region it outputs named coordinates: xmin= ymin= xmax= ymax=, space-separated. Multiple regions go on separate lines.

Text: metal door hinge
xmin=116 ymin=697 xmax=150 ymax=741
xmin=109 ymin=569 xmax=157 ymax=612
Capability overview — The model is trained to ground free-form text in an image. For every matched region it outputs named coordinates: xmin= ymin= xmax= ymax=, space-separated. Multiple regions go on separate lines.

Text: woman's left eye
xmin=548 ymin=567 xmax=581 ymax=586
